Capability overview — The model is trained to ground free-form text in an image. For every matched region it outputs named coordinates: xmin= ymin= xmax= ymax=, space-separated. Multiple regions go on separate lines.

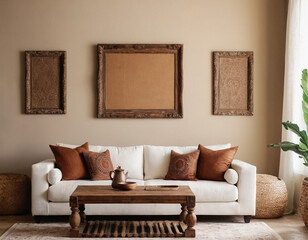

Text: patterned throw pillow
xmin=197 ymin=144 xmax=238 ymax=181
xmin=83 ymin=150 xmax=114 ymax=180
xmin=49 ymin=142 xmax=90 ymax=180
xmin=165 ymin=150 xmax=200 ymax=181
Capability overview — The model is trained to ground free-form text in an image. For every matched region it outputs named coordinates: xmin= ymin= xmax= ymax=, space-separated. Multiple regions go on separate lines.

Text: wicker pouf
xmin=299 ymin=177 xmax=308 ymax=226
xmin=0 ymin=173 xmax=31 ymax=215
xmin=255 ymin=174 xmax=288 ymax=218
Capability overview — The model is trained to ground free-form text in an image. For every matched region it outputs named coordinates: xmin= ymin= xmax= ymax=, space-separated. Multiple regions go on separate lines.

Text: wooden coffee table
xmin=69 ymin=185 xmax=196 ymax=238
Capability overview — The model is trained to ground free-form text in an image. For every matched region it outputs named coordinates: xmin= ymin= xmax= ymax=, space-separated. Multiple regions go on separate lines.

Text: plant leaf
xmin=282 ymin=121 xmax=308 ymax=144
xmin=299 ymin=142 xmax=308 ymax=151
xmin=269 ymin=141 xmax=308 ymax=164
xmin=301 ymin=69 xmax=308 ymax=96
xmin=302 ymin=69 xmax=308 ymax=131
xmin=299 ymin=156 xmax=308 ymax=165
xmin=268 ymin=141 xmax=298 ymax=151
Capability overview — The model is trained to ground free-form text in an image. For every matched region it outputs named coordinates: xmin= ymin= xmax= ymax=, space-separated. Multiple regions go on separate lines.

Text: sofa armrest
xmin=231 ymin=159 xmax=256 ymax=215
xmin=31 ymin=159 xmax=55 ymax=216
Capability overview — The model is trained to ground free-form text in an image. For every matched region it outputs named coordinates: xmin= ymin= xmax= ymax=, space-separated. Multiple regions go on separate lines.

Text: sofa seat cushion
xmin=48 ymin=179 xmax=145 ymax=202
xmin=57 ymin=144 xmax=144 ymax=180
xmin=145 ymin=179 xmax=238 ymax=202
xmin=144 ymin=144 xmax=231 ymax=180
xmin=48 ymin=179 xmax=238 ymax=203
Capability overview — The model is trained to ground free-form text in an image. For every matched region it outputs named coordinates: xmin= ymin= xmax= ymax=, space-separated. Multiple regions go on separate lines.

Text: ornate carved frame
xmin=213 ymin=51 xmax=253 ymax=116
xmin=25 ymin=51 xmax=66 ymax=114
xmin=97 ymin=44 xmax=183 ymax=118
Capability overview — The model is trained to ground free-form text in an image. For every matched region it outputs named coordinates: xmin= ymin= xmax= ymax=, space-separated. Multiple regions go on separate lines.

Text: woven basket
xmin=255 ymin=174 xmax=288 ymax=218
xmin=300 ymin=177 xmax=308 ymax=226
xmin=0 ymin=173 xmax=31 ymax=215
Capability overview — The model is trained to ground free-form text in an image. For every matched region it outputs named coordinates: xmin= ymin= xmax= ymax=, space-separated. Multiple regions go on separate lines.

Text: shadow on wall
xmin=265 ymin=0 xmax=287 ymax=175
xmin=92 ymin=44 xmax=98 ymax=119
xmin=20 ymin=51 xmax=26 ymax=114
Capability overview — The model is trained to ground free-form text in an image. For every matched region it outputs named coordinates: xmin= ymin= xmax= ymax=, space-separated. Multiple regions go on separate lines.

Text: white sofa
xmin=32 ymin=143 xmax=256 ymax=222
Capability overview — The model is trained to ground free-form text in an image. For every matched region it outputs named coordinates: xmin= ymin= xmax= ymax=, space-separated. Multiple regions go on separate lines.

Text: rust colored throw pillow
xmin=165 ymin=150 xmax=200 ymax=181
xmin=83 ymin=150 xmax=114 ymax=180
xmin=49 ymin=142 xmax=90 ymax=180
xmin=197 ymin=144 xmax=238 ymax=181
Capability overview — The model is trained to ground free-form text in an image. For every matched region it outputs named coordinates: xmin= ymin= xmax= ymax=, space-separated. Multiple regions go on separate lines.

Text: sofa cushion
xmin=145 ymin=179 xmax=238 ymax=202
xmin=57 ymin=144 xmax=143 ymax=180
xmin=48 ymin=178 xmax=238 ymax=203
xmin=50 ymin=143 xmax=89 ymax=180
xmin=144 ymin=144 xmax=231 ymax=180
xmin=165 ymin=150 xmax=200 ymax=181
xmin=48 ymin=179 xmax=145 ymax=202
xmin=83 ymin=150 xmax=114 ymax=180
xmin=197 ymin=145 xmax=238 ymax=180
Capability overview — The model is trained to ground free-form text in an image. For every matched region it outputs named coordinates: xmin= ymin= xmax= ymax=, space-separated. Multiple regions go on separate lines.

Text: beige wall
xmin=0 ymin=0 xmax=287 ymax=176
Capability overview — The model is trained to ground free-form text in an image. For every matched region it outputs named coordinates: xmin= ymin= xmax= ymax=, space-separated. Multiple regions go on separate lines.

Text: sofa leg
xmin=34 ymin=216 xmax=41 ymax=223
xmin=244 ymin=215 xmax=251 ymax=223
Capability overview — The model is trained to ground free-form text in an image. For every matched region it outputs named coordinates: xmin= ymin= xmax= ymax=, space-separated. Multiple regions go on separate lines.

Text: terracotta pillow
xmin=197 ymin=144 xmax=238 ymax=181
xmin=49 ymin=142 xmax=90 ymax=180
xmin=165 ymin=150 xmax=200 ymax=181
xmin=83 ymin=150 xmax=114 ymax=180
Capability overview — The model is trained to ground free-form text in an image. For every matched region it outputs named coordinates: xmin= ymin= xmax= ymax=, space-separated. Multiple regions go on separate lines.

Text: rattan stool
xmin=255 ymin=174 xmax=287 ymax=218
xmin=0 ymin=173 xmax=31 ymax=215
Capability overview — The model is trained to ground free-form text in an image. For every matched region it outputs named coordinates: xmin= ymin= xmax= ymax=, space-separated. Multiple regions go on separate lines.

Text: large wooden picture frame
xmin=25 ymin=51 xmax=66 ymax=114
xmin=213 ymin=51 xmax=253 ymax=116
xmin=97 ymin=44 xmax=183 ymax=118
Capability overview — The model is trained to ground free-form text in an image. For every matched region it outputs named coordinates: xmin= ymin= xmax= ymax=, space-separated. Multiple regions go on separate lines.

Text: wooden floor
xmin=254 ymin=214 xmax=308 ymax=240
xmin=0 ymin=214 xmax=307 ymax=239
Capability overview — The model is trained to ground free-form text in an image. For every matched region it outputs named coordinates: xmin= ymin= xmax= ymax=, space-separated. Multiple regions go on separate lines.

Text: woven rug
xmin=0 ymin=222 xmax=282 ymax=240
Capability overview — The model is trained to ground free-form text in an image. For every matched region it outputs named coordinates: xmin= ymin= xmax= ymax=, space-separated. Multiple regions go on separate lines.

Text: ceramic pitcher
xmin=110 ymin=166 xmax=128 ymax=189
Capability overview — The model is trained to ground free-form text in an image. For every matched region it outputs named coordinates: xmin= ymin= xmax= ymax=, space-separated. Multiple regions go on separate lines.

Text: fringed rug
xmin=0 ymin=222 xmax=282 ymax=240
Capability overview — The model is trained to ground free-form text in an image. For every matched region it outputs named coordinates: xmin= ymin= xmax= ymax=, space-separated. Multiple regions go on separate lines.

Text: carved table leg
xmin=69 ymin=207 xmax=81 ymax=237
xmin=79 ymin=204 xmax=86 ymax=223
xmin=180 ymin=204 xmax=188 ymax=223
xmin=185 ymin=196 xmax=196 ymax=237
xmin=185 ymin=207 xmax=197 ymax=237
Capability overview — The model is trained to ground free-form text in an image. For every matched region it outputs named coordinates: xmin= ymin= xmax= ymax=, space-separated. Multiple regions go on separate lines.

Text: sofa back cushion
xmin=57 ymin=143 xmax=143 ymax=180
xmin=144 ymin=144 xmax=231 ymax=180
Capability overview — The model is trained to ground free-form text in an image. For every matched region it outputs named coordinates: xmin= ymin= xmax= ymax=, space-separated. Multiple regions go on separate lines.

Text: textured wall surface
xmin=0 ymin=0 xmax=287 ymax=176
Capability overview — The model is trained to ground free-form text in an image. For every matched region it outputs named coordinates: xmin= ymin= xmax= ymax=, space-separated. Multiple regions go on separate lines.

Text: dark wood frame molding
xmin=97 ymin=44 xmax=183 ymax=118
xmin=25 ymin=51 xmax=66 ymax=114
xmin=213 ymin=51 xmax=253 ymax=116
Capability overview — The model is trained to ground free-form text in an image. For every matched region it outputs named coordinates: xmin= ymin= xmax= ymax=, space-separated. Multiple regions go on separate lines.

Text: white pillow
xmin=224 ymin=168 xmax=238 ymax=185
xmin=47 ymin=168 xmax=62 ymax=185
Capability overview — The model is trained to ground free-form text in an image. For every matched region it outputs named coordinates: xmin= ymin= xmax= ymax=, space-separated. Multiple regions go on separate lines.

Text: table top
xmin=70 ymin=185 xmax=195 ymax=206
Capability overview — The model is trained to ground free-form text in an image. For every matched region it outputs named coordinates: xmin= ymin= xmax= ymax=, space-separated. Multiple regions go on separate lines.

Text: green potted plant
xmin=268 ymin=69 xmax=308 ymax=226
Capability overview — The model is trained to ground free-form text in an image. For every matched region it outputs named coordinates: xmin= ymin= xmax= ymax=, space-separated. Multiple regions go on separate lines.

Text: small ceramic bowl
xmin=118 ymin=181 xmax=137 ymax=191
